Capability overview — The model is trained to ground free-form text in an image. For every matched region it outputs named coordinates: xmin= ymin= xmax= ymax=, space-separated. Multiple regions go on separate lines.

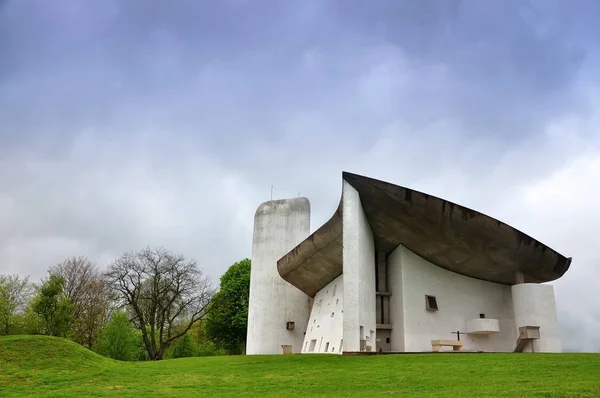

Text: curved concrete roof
xmin=277 ymin=172 xmax=572 ymax=297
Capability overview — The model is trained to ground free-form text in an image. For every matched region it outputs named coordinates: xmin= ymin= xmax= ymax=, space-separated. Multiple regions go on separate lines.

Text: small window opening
xmin=425 ymin=295 xmax=438 ymax=311
xmin=324 ymin=342 xmax=329 ymax=352
xmin=479 ymin=313 xmax=486 ymax=319
xmin=333 ymin=284 xmax=337 ymax=297
xmin=386 ymin=337 xmax=390 ymax=343
xmin=331 ymin=312 xmax=335 ymax=318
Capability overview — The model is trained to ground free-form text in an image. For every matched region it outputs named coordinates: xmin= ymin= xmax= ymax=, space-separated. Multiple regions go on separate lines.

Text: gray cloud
xmin=1 ymin=0 xmax=600 ymax=351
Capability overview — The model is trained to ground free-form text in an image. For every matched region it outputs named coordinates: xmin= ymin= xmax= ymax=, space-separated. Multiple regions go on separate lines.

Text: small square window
xmin=479 ymin=313 xmax=486 ymax=319
xmin=425 ymin=295 xmax=438 ymax=311
xmin=386 ymin=337 xmax=390 ymax=343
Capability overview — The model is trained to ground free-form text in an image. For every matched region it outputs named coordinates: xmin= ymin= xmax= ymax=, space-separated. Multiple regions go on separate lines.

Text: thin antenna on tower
xmin=270 ymin=185 xmax=273 ymax=201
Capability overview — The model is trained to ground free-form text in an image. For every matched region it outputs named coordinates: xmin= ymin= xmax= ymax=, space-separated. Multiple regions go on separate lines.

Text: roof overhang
xmin=277 ymin=172 xmax=572 ymax=297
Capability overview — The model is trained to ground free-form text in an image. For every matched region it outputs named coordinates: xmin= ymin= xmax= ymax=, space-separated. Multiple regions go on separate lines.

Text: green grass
xmin=1 ymin=335 xmax=599 ymax=397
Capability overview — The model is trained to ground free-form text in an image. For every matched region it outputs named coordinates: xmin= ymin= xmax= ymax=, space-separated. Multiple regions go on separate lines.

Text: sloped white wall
xmin=342 ymin=181 xmax=376 ymax=352
xmin=302 ymin=275 xmax=344 ymax=354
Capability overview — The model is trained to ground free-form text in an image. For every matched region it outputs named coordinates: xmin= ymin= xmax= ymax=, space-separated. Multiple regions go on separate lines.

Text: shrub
xmin=196 ymin=340 xmax=227 ymax=357
xmin=94 ymin=310 xmax=141 ymax=361
xmin=164 ymin=333 xmax=197 ymax=359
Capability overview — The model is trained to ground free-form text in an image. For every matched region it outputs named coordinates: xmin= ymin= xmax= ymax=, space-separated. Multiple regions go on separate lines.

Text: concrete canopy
xmin=277 ymin=172 xmax=572 ymax=297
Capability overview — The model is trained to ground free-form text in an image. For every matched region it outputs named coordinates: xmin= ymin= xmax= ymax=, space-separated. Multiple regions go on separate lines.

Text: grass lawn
xmin=1 ymin=335 xmax=599 ymax=397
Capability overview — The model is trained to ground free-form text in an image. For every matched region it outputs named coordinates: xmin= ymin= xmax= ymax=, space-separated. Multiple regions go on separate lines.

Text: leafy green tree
xmin=187 ymin=320 xmax=227 ymax=357
xmin=0 ymin=275 xmax=34 ymax=335
xmin=205 ymin=258 xmax=251 ymax=354
xmin=165 ymin=333 xmax=197 ymax=359
xmin=12 ymin=303 xmax=43 ymax=335
xmin=32 ymin=274 xmax=74 ymax=337
xmin=95 ymin=310 xmax=141 ymax=361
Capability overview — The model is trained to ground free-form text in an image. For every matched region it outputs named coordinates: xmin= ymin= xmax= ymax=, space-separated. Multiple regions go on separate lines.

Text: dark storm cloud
xmin=330 ymin=0 xmax=590 ymax=139
xmin=2 ymin=0 xmax=592 ymax=156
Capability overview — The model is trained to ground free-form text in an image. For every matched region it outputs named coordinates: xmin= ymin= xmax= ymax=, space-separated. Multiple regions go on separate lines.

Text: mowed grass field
xmin=1 ymin=335 xmax=599 ymax=397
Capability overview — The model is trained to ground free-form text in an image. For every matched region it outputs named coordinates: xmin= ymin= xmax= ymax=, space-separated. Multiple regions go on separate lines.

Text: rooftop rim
xmin=277 ymin=171 xmax=572 ymax=297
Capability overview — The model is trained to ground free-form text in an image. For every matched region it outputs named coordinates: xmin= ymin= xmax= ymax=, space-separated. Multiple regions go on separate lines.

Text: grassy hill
xmin=1 ymin=335 xmax=599 ymax=397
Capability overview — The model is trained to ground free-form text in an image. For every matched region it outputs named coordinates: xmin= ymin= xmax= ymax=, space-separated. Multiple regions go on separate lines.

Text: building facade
xmin=246 ymin=172 xmax=572 ymax=354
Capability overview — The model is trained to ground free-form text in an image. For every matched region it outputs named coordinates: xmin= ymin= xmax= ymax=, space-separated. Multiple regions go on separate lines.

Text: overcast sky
xmin=1 ymin=0 xmax=599 ymax=351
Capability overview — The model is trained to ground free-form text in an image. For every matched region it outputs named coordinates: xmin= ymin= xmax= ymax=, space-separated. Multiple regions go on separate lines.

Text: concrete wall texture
xmin=301 ymin=275 xmax=344 ymax=354
xmin=246 ymin=189 xmax=563 ymax=355
xmin=387 ymin=245 xmax=405 ymax=352
xmin=342 ymin=181 xmax=376 ymax=352
xmin=246 ymin=198 xmax=311 ymax=355
xmin=389 ymin=245 xmax=517 ymax=352
xmin=512 ymin=283 xmax=562 ymax=352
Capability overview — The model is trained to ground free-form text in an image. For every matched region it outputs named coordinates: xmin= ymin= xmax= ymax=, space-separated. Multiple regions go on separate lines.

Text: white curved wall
xmin=512 ymin=283 xmax=562 ymax=352
xmin=389 ymin=245 xmax=517 ymax=352
xmin=246 ymin=198 xmax=311 ymax=355
xmin=301 ymin=275 xmax=344 ymax=354
xmin=342 ymin=181 xmax=376 ymax=352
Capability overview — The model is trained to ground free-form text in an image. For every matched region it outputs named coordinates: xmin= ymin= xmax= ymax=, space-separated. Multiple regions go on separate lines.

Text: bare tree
xmin=74 ymin=279 xmax=114 ymax=347
xmin=50 ymin=257 xmax=98 ymax=308
xmin=50 ymin=257 xmax=113 ymax=347
xmin=104 ymin=247 xmax=214 ymax=360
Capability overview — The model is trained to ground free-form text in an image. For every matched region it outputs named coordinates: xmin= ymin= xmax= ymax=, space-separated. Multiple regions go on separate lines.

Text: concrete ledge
xmin=466 ymin=318 xmax=500 ymax=335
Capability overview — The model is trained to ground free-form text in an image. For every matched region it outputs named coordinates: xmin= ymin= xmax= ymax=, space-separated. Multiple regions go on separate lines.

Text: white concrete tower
xmin=246 ymin=198 xmax=311 ymax=355
xmin=512 ymin=283 xmax=562 ymax=352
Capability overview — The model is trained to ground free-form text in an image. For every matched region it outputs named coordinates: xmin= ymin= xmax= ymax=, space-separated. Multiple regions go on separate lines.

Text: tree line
xmin=0 ymin=247 xmax=251 ymax=361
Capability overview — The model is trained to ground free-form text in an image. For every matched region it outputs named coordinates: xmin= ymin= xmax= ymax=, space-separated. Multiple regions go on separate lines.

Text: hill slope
xmin=1 ymin=335 xmax=599 ymax=397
